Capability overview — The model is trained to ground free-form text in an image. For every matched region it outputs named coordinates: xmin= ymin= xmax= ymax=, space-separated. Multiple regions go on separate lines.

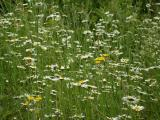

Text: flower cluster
xmin=22 ymin=95 xmax=42 ymax=106
xmin=95 ymin=54 xmax=109 ymax=64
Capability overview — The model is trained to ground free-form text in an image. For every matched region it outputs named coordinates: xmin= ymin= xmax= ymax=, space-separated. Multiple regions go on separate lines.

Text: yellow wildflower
xmin=95 ymin=56 xmax=105 ymax=61
xmin=95 ymin=53 xmax=110 ymax=64
xmin=102 ymin=53 xmax=109 ymax=57
xmin=95 ymin=56 xmax=105 ymax=64
xmin=27 ymin=95 xmax=35 ymax=101
xmin=34 ymin=96 xmax=42 ymax=102
xmin=22 ymin=100 xmax=29 ymax=106
xmin=95 ymin=60 xmax=101 ymax=64
xmin=78 ymin=80 xmax=88 ymax=85
xmin=27 ymin=95 xmax=42 ymax=102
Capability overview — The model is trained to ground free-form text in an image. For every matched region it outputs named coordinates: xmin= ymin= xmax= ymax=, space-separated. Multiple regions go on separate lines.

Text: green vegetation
xmin=0 ymin=0 xmax=160 ymax=120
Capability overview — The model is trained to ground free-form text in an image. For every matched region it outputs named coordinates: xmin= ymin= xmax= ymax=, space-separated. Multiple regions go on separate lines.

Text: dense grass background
xmin=0 ymin=0 xmax=160 ymax=120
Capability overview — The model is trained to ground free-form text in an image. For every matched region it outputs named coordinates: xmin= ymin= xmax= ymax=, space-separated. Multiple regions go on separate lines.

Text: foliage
xmin=0 ymin=0 xmax=160 ymax=120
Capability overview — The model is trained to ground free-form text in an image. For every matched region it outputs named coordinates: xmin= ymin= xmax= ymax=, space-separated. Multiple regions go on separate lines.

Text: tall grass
xmin=0 ymin=0 xmax=160 ymax=120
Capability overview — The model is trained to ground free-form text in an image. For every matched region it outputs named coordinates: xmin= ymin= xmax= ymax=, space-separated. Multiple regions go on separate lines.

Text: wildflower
xmin=29 ymin=65 xmax=37 ymax=69
xmin=95 ymin=56 xmax=105 ymax=61
xmin=46 ymin=64 xmax=58 ymax=71
xmin=21 ymin=95 xmax=42 ymax=107
xmin=146 ymin=4 xmax=151 ymax=8
xmin=83 ymin=96 xmax=94 ymax=100
xmin=33 ymin=42 xmax=41 ymax=46
xmin=6 ymin=39 xmax=20 ymax=43
xmin=27 ymin=95 xmax=35 ymax=101
xmin=78 ymin=80 xmax=88 ymax=85
xmin=17 ymin=65 xmax=26 ymax=70
xmin=44 ymin=75 xmax=63 ymax=81
xmin=95 ymin=60 xmax=101 ymax=64
xmin=22 ymin=100 xmax=29 ymax=106
xmin=112 ymin=116 xmax=120 ymax=120
xmin=50 ymin=64 xmax=58 ymax=70
xmin=102 ymin=53 xmax=109 ymax=57
xmin=122 ymin=96 xmax=139 ymax=105
xmin=82 ymin=19 xmax=88 ymax=23
xmin=120 ymin=58 xmax=129 ymax=63
xmin=27 ymin=95 xmax=42 ymax=102
xmin=95 ymin=53 xmax=109 ymax=64
xmin=26 ymin=48 xmax=35 ymax=52
xmin=83 ymin=30 xmax=92 ymax=35
xmin=130 ymin=105 xmax=144 ymax=112
xmin=70 ymin=113 xmax=85 ymax=119
xmin=80 ymin=53 xmax=93 ymax=59
xmin=40 ymin=45 xmax=47 ymax=51
xmin=46 ymin=12 xmax=61 ymax=21
xmin=71 ymin=80 xmax=89 ymax=87
xmin=34 ymin=96 xmax=42 ymax=102
xmin=29 ymin=108 xmax=35 ymax=112
xmin=23 ymin=57 xmax=36 ymax=65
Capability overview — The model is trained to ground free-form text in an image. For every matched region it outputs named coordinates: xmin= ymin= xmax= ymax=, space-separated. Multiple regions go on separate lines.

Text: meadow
xmin=0 ymin=0 xmax=160 ymax=120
